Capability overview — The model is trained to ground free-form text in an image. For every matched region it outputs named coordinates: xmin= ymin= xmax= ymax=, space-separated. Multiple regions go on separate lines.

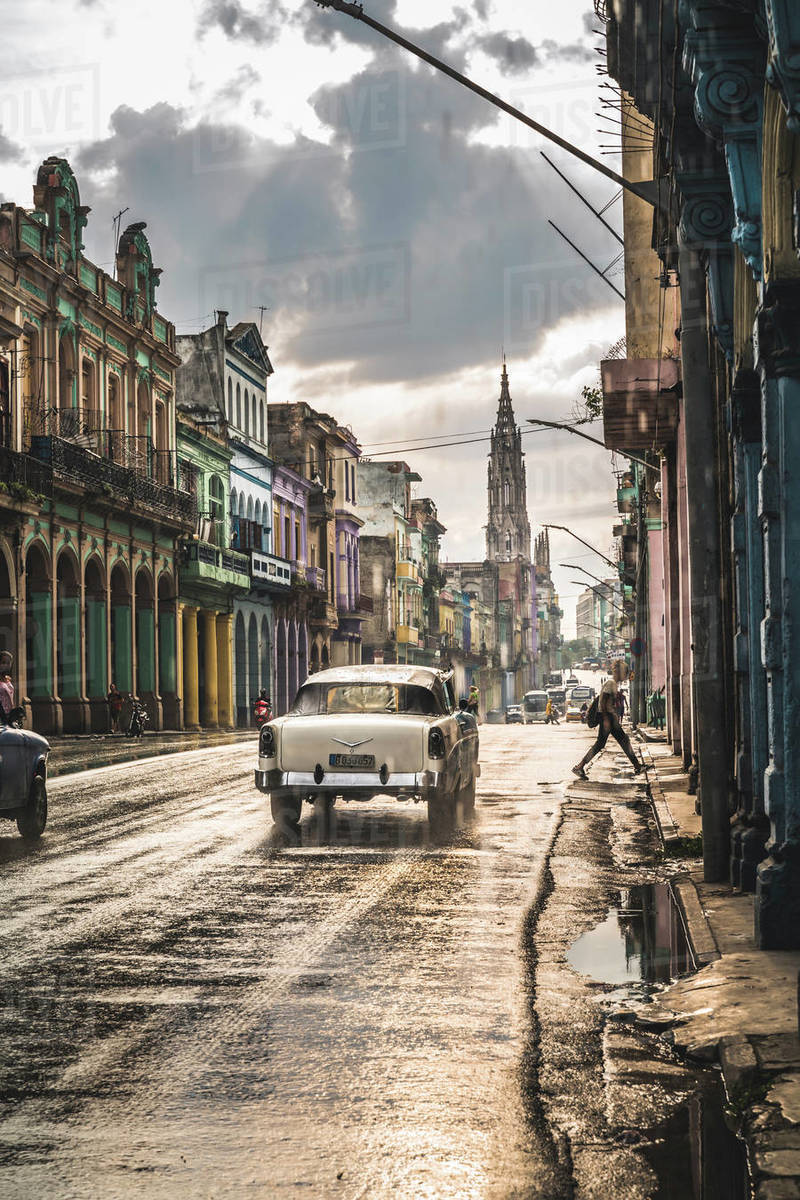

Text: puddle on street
xmin=567 ymin=882 xmax=695 ymax=987
xmin=566 ymin=886 xmax=752 ymax=1198
xmin=644 ymin=1073 xmax=751 ymax=1200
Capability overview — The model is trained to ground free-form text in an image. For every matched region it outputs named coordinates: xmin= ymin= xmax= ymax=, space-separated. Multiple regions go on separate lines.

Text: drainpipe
xmin=678 ymin=232 xmax=730 ymax=882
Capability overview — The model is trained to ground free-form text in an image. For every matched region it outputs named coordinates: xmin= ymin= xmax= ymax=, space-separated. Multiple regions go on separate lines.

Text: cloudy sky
xmin=0 ymin=0 xmax=629 ymax=635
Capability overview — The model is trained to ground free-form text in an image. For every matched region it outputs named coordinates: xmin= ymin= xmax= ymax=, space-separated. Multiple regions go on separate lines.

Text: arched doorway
xmin=321 ymin=642 xmax=330 ymax=669
xmin=110 ymin=563 xmax=132 ymax=697
xmin=247 ymin=613 xmax=259 ymax=722
xmin=276 ymin=618 xmax=287 ymax=715
xmin=134 ymin=568 xmax=156 ymax=721
xmin=25 ymin=543 xmax=54 ymax=731
xmin=260 ymin=615 xmax=271 ymax=702
xmin=287 ymin=621 xmax=298 ymax=704
xmin=0 ymin=543 xmax=14 ymax=674
xmin=309 ymin=641 xmax=319 ymax=675
xmin=235 ymin=611 xmax=247 ymax=727
xmin=56 ymin=550 xmax=82 ymax=732
xmin=158 ymin=572 xmax=177 ymax=729
xmin=84 ymin=556 xmax=107 ymax=731
xmin=58 ymin=334 xmax=76 ymax=423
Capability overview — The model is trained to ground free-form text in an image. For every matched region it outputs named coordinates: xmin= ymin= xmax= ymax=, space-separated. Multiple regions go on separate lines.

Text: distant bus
xmin=547 ymin=671 xmax=563 ymax=687
xmin=522 ymin=690 xmax=548 ymax=724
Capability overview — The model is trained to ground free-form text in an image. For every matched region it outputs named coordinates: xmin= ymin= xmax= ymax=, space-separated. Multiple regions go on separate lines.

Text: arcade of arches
xmin=1 ymin=531 xmax=182 ymax=734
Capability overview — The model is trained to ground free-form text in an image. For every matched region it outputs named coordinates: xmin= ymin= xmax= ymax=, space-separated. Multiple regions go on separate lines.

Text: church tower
xmin=486 ymin=362 xmax=532 ymax=562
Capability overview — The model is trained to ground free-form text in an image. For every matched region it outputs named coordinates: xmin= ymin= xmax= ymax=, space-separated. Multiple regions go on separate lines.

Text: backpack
xmin=586 ymin=696 xmax=600 ymax=728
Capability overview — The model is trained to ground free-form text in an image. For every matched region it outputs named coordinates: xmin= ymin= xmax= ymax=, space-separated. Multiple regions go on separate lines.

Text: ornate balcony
xmin=308 ymin=486 xmax=335 ymax=521
xmin=30 ymin=435 xmax=196 ymax=527
xmin=249 ymin=550 xmax=291 ymax=590
xmin=306 ymin=565 xmax=326 ymax=592
xmin=397 ymin=624 xmax=419 ymax=646
xmin=181 ymin=540 xmax=250 ymax=591
xmin=358 ymin=592 xmax=374 ymax=614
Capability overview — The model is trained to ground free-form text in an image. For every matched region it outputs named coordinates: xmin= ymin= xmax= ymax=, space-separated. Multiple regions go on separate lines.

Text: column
xmin=216 ymin=612 xmax=233 ymax=728
xmin=201 ymin=608 xmax=219 ymax=728
xmin=678 ymin=233 xmax=730 ymax=882
xmin=159 ymin=608 xmax=177 ymax=695
xmin=182 ymin=606 xmax=200 ymax=730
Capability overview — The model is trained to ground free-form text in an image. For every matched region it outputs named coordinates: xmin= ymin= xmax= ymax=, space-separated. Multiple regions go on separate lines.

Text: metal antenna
xmin=111 ymin=207 xmax=129 ymax=281
xmin=256 ymin=305 xmax=270 ymax=335
xmin=312 ymin=0 xmax=665 ymax=209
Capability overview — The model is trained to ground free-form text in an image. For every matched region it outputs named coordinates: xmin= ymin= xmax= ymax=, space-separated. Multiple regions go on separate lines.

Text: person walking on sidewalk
xmin=572 ymin=674 xmax=642 ymax=780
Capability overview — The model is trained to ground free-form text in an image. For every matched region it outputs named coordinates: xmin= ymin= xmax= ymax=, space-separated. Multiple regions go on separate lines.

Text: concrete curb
xmin=671 ymin=871 xmax=720 ymax=966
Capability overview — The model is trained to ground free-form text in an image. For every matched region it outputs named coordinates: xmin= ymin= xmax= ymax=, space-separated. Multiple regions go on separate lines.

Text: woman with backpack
xmin=572 ymin=671 xmax=642 ymax=780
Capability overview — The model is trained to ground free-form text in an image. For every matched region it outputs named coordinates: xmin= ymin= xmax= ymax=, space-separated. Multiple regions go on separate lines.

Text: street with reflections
xmin=0 ymin=725 xmax=581 ymax=1197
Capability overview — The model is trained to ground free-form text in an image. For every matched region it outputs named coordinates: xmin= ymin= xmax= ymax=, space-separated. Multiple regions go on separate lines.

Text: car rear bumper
xmin=254 ymin=767 xmax=447 ymax=798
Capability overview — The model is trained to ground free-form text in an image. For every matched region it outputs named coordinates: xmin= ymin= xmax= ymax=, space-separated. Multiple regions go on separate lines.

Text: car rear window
xmin=290 ymin=683 xmax=441 ymax=716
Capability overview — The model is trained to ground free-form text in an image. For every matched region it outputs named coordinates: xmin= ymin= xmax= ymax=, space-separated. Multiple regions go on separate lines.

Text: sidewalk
xmin=45 ymin=729 xmax=258 ymax=778
xmin=638 ymin=732 xmax=800 ymax=1199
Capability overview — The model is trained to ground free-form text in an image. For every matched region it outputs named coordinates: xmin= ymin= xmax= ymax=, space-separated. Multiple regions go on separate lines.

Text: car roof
xmin=302 ymin=664 xmax=445 ymax=690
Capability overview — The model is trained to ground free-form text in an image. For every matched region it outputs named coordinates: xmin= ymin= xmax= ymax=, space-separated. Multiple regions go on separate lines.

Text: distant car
xmin=565 ymin=703 xmax=586 ymax=723
xmin=569 ymin=685 xmax=595 ymax=704
xmin=505 ymin=704 xmax=523 ymax=724
xmin=566 ymin=675 xmax=580 ymax=688
xmin=522 ymin=690 xmax=548 ymax=724
xmin=255 ymin=664 xmax=480 ymax=836
xmin=547 ymin=687 xmax=567 ymax=709
xmin=0 ymin=714 xmax=50 ymax=839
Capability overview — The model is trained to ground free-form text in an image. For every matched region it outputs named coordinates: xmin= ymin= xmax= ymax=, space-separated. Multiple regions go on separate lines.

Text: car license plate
xmin=329 ymin=753 xmax=375 ymax=768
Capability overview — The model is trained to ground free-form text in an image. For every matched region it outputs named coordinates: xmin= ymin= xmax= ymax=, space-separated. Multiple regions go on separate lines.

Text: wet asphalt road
xmin=0 ymin=723 xmax=590 ymax=1198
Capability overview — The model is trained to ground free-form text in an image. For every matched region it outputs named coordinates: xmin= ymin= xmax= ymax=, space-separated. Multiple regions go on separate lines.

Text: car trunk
xmin=278 ymin=714 xmax=427 ymax=774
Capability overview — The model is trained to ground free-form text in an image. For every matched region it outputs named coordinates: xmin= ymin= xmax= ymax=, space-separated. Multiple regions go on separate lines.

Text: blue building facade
xmin=605 ymin=0 xmax=800 ymax=946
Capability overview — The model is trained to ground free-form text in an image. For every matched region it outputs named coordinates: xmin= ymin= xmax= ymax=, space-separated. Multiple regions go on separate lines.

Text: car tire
xmin=17 ymin=774 xmax=47 ymax=841
xmin=428 ymin=791 xmax=456 ymax=840
xmin=270 ymin=794 xmax=302 ymax=827
xmin=456 ymin=774 xmax=476 ymax=820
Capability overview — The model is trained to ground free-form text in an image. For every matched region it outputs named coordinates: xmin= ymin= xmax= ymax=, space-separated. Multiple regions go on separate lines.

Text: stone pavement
xmin=637 ymin=732 xmax=800 ymax=1199
xmin=44 ymin=729 xmax=258 ymax=777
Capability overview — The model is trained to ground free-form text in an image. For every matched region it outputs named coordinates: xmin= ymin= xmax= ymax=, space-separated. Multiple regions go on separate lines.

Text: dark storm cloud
xmin=541 ymin=38 xmax=594 ymax=63
xmin=0 ymin=130 xmax=24 ymax=162
xmin=197 ymin=0 xmax=286 ymax=45
xmin=75 ymin=44 xmax=613 ymax=388
xmin=475 ymin=32 xmax=538 ymax=73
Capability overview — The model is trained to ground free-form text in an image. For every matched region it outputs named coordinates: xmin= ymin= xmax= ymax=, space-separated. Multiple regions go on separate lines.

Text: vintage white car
xmin=254 ymin=664 xmax=480 ymax=834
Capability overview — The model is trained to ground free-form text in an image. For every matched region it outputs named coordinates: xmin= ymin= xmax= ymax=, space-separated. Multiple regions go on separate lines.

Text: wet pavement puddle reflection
xmin=567 ymin=882 xmax=695 ymax=987
xmin=567 ymin=884 xmax=753 ymax=1198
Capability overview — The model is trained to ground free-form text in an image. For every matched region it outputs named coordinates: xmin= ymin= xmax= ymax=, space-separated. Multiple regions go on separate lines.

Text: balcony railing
xmin=308 ymin=486 xmax=335 ymax=519
xmin=29 ymin=435 xmax=196 ymax=525
xmin=306 ymin=565 xmax=326 ymax=592
xmin=0 ymin=444 xmax=52 ymax=498
xmin=249 ymin=550 xmax=292 ymax=589
xmin=182 ymin=541 xmax=249 ymax=578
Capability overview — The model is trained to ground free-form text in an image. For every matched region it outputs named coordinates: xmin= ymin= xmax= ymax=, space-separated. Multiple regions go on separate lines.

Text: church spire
xmin=485 ymin=361 xmax=532 ymax=563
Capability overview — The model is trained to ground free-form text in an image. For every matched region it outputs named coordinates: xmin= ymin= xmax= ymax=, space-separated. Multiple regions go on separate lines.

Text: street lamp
xmin=541 ymin=523 xmax=618 ymax=569
xmin=526 ymin=417 xmax=660 ymax=473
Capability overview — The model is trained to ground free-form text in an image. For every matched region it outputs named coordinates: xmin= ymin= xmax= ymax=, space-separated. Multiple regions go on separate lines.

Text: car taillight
xmin=428 ymin=728 xmax=445 ymax=759
xmin=259 ymin=724 xmax=276 ymax=757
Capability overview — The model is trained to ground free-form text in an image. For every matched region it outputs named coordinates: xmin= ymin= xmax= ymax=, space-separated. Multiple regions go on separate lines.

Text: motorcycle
xmin=128 ymin=697 xmax=149 ymax=739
